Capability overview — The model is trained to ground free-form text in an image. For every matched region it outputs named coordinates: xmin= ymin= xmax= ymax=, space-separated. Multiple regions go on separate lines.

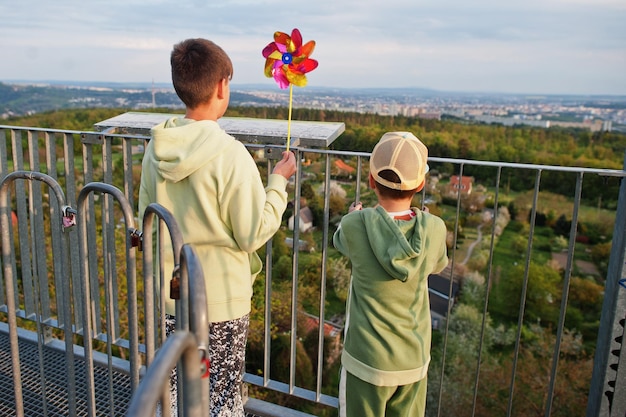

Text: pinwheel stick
xmin=262 ymin=28 xmax=318 ymax=152
xmin=287 ymin=84 xmax=293 ymax=152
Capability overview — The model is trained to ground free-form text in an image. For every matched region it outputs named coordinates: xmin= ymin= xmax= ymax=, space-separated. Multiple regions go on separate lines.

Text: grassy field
xmin=509 ymin=190 xmax=615 ymax=232
xmin=435 ymin=187 xmax=609 ymax=279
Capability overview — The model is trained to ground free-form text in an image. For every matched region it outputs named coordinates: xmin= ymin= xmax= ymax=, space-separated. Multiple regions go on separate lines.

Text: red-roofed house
xmin=334 ymin=159 xmax=355 ymax=176
xmin=301 ymin=313 xmax=343 ymax=366
xmin=448 ymin=175 xmax=473 ymax=197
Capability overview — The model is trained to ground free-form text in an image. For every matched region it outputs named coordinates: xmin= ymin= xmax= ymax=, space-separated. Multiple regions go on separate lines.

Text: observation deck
xmin=0 ymin=114 xmax=625 ymax=416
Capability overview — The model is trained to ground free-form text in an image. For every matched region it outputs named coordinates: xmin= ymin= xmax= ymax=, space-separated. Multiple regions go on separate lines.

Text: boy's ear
xmin=368 ymin=173 xmax=376 ymax=189
xmin=216 ymin=78 xmax=227 ymax=99
xmin=416 ymin=180 xmax=425 ymax=192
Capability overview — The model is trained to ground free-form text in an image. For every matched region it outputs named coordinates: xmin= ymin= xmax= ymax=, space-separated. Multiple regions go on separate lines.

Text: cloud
xmin=0 ymin=0 xmax=624 ymax=94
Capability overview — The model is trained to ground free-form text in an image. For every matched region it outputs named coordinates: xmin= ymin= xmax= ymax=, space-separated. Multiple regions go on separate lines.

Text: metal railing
xmin=0 ymin=168 xmax=209 ymax=415
xmin=0 ymin=123 xmax=625 ymax=416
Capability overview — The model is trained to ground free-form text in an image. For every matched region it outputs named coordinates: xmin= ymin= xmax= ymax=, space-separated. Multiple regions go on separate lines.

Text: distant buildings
xmin=2 ymin=81 xmax=624 ymax=131
xmin=288 ymin=206 xmax=314 ymax=234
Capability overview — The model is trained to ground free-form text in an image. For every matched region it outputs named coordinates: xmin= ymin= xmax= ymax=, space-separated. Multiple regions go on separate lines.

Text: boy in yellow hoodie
xmin=139 ymin=38 xmax=296 ymax=416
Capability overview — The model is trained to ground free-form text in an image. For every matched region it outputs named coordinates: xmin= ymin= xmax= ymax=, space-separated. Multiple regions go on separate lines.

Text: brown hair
xmin=375 ymin=169 xmax=418 ymax=199
xmin=170 ymin=38 xmax=233 ymax=109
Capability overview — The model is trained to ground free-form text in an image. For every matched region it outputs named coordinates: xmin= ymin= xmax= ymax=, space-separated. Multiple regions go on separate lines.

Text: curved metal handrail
xmin=76 ymin=181 xmax=140 ymax=416
xmin=0 ymin=170 xmax=76 ymax=417
xmin=125 ymin=330 xmax=203 ymax=417
xmin=141 ymin=203 xmax=184 ymax=366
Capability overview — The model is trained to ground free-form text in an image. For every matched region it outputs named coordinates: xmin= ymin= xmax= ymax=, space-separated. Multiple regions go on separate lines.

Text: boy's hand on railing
xmin=349 ymin=201 xmax=363 ymax=213
xmin=272 ymin=151 xmax=297 ymax=179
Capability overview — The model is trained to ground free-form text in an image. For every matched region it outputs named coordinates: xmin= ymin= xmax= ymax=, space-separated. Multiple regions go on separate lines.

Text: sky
xmin=0 ymin=0 xmax=625 ymax=96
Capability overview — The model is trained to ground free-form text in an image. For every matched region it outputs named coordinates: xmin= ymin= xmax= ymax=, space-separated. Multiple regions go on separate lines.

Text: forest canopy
xmin=5 ymin=105 xmax=625 ymax=206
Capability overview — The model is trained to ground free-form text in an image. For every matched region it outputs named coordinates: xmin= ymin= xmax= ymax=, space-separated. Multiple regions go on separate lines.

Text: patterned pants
xmin=161 ymin=313 xmax=249 ymax=417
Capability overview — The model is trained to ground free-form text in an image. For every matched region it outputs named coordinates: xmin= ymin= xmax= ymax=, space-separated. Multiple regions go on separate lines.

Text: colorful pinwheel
xmin=262 ymin=28 xmax=318 ymax=151
xmin=263 ymin=28 xmax=318 ymax=89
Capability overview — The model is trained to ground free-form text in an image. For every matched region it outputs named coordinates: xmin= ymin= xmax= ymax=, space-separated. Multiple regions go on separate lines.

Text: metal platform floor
xmin=0 ymin=327 xmax=312 ymax=417
xmin=0 ymin=328 xmax=132 ymax=416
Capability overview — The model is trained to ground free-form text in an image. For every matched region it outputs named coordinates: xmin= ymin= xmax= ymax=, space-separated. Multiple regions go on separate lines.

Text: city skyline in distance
xmin=4 ymin=79 xmax=626 ymax=100
xmin=2 ymin=79 xmax=625 ymax=133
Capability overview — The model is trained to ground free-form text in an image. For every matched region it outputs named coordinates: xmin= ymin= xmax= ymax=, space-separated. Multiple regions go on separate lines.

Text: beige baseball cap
xmin=369 ymin=131 xmax=429 ymax=191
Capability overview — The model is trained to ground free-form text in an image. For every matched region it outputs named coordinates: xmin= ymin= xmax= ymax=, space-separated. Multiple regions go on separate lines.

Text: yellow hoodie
xmin=139 ymin=116 xmax=288 ymax=322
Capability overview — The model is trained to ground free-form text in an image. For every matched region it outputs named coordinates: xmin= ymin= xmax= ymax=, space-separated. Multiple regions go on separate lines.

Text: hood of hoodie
xmin=361 ymin=206 xmax=423 ymax=282
xmin=148 ymin=117 xmax=231 ymax=183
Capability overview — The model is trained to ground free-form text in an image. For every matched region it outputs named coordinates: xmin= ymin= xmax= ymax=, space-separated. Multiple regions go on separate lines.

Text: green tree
xmin=554 ymin=214 xmax=571 ymax=237
xmin=428 ymin=303 xmax=514 ymax=417
xmin=327 ymin=256 xmax=351 ymax=303
xmin=490 ymin=262 xmax=561 ymax=326
xmin=590 ymin=241 xmax=611 ymax=277
xmin=301 ymin=182 xmax=316 ymax=201
xmin=461 ymin=272 xmax=487 ymax=309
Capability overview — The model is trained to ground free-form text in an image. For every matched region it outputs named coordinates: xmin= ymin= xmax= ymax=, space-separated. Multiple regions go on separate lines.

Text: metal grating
xmin=0 ymin=331 xmax=132 ymax=417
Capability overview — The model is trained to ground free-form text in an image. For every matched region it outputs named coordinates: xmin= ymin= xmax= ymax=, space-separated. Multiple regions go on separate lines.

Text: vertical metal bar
xmin=64 ymin=132 xmax=83 ymax=332
xmin=28 ymin=176 xmax=51 ymax=416
xmin=263 ymin=157 xmax=274 ymax=387
xmin=77 ymin=185 xmax=98 ymax=417
xmin=157 ymin=209 xmax=175 ymax=416
xmin=101 ymin=190 xmax=116 ymax=417
xmin=119 ymin=191 xmax=139 ymax=390
xmin=0 ymin=129 xmax=6 ymax=307
xmin=544 ymin=171 xmax=583 ymax=416
xmin=158 ymin=221 xmax=168 ymax=344
xmin=184 ymin=243 xmax=209 ymax=415
xmin=587 ymin=155 xmax=626 ymax=417
xmin=507 ymin=168 xmax=542 ymax=417
xmin=437 ymin=163 xmax=464 ymax=417
xmin=103 ymin=137 xmax=120 ymax=340
xmin=289 ymin=150 xmax=303 ymax=392
xmin=0 ymin=128 xmax=6 ymax=179
xmin=315 ymin=153 xmax=332 ymax=400
xmin=142 ymin=211 xmax=156 ymax=367
xmin=12 ymin=130 xmax=32 ymax=316
xmin=470 ymin=165 xmax=502 ymax=417
xmin=122 ymin=136 xmax=135 ymax=208
xmin=0 ymin=129 xmax=5 ymax=305
xmin=46 ymin=131 xmax=65 ymax=324
xmin=28 ymin=131 xmax=51 ymax=323
xmin=354 ymin=155 xmax=362 ymax=204
xmin=61 ymin=217 xmax=78 ymax=417
xmin=1 ymin=175 xmax=24 ymax=417
xmin=82 ymin=139 xmax=100 ymax=335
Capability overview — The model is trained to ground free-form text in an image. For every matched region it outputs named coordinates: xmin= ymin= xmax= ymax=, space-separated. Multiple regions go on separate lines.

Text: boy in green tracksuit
xmin=333 ymin=131 xmax=449 ymax=417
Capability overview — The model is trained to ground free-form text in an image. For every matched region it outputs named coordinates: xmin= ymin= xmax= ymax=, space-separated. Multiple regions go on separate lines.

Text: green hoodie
xmin=139 ymin=117 xmax=288 ymax=322
xmin=333 ymin=205 xmax=448 ymax=386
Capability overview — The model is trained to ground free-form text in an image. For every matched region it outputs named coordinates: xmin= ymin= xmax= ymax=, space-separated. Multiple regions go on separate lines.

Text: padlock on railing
xmin=129 ymin=229 xmax=143 ymax=251
xmin=170 ymin=266 xmax=180 ymax=300
xmin=199 ymin=347 xmax=210 ymax=379
xmin=61 ymin=205 xmax=77 ymax=228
